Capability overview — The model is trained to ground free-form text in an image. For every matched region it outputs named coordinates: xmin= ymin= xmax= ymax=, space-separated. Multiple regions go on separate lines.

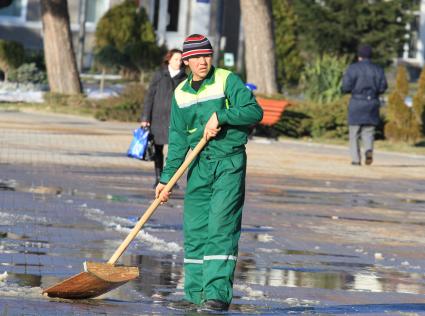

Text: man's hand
xmin=203 ymin=112 xmax=221 ymax=140
xmin=155 ymin=183 xmax=171 ymax=203
xmin=141 ymin=121 xmax=150 ymax=128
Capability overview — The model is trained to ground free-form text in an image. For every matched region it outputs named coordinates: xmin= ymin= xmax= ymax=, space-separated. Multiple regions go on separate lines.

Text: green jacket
xmin=160 ymin=66 xmax=263 ymax=183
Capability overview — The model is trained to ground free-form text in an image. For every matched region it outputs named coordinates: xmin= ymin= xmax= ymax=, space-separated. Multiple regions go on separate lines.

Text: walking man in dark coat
xmin=342 ymin=45 xmax=388 ymax=165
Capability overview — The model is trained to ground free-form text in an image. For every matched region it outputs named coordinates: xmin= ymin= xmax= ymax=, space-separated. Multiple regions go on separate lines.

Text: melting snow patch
xmin=0 ymin=211 xmax=47 ymax=225
xmin=0 ymin=271 xmax=7 ymax=282
xmin=234 ymin=284 xmax=264 ymax=299
xmin=0 ymin=271 xmax=42 ymax=298
xmin=256 ymin=248 xmax=281 ymax=254
xmin=79 ymin=207 xmax=182 ymax=253
xmin=82 ymin=207 xmax=134 ymax=227
xmin=0 ymin=282 xmax=42 ymax=298
xmin=283 ymin=297 xmax=320 ymax=307
xmin=257 ymin=233 xmax=274 ymax=243
xmin=115 ymin=225 xmax=181 ymax=253
xmin=0 ymin=91 xmax=44 ymax=103
xmin=374 ymin=253 xmax=383 ymax=260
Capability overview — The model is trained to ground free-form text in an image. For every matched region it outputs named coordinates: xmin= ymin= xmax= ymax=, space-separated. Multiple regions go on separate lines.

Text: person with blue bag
xmin=140 ymin=49 xmax=187 ymax=187
xmin=127 ymin=127 xmax=150 ymax=160
xmin=155 ymin=34 xmax=263 ymax=312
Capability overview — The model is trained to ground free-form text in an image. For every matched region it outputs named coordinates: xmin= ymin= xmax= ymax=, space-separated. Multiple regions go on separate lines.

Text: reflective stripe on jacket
xmin=160 ymin=66 xmax=263 ymax=183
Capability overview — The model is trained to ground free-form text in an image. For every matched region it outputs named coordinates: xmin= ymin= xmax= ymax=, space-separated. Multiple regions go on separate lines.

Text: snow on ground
xmin=0 ymin=90 xmax=44 ymax=103
xmin=79 ymin=206 xmax=182 ymax=253
xmin=85 ymin=89 xmax=119 ymax=100
xmin=0 ymin=80 xmax=124 ymax=103
xmin=0 ymin=271 xmax=7 ymax=282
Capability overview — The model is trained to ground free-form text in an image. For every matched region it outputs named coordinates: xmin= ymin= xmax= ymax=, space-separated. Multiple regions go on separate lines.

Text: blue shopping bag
xmin=127 ymin=127 xmax=150 ymax=160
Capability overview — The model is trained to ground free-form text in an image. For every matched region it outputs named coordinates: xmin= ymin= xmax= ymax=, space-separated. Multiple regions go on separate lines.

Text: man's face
xmin=184 ymin=55 xmax=212 ymax=81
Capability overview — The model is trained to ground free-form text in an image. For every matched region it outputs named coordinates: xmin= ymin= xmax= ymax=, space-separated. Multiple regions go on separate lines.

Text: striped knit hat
xmin=182 ymin=34 xmax=213 ymax=60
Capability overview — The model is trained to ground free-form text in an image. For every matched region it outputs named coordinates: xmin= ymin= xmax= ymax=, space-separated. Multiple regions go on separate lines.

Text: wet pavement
xmin=1 ymin=109 xmax=425 ymax=315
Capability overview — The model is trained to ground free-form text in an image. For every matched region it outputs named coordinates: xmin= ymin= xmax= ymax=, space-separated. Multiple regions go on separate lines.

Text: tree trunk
xmin=41 ymin=0 xmax=82 ymax=94
xmin=240 ymin=0 xmax=277 ymax=95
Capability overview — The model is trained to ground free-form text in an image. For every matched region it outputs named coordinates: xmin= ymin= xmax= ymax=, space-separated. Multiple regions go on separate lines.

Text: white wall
xmin=158 ymin=0 xmax=213 ymax=50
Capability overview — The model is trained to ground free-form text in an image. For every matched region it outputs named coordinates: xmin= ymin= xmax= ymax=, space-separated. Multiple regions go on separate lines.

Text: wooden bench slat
xmin=256 ymin=97 xmax=290 ymax=126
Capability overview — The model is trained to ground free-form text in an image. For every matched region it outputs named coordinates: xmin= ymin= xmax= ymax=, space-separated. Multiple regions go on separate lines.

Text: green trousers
xmin=183 ymin=151 xmax=246 ymax=305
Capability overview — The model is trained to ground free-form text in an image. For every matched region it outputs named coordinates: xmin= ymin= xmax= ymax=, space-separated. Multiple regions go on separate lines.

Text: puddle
xmin=236 ymin=256 xmax=425 ymax=294
xmin=251 ymin=188 xmax=425 ymax=214
xmin=0 ymin=179 xmax=62 ymax=195
xmin=122 ymin=223 xmax=273 ymax=234
xmin=0 ymin=232 xmax=30 ymax=241
xmin=111 ymin=251 xmax=425 ymax=299
xmin=256 ymin=248 xmax=359 ymax=259
xmin=0 ymin=272 xmax=42 ymax=298
xmin=242 ymin=225 xmax=273 ymax=233
xmin=0 ymin=179 xmax=16 ymax=191
xmin=294 ymin=212 xmax=425 ymax=226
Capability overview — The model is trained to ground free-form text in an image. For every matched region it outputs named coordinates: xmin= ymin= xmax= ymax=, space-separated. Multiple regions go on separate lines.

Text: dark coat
xmin=141 ymin=67 xmax=187 ymax=144
xmin=342 ymin=59 xmax=388 ymax=126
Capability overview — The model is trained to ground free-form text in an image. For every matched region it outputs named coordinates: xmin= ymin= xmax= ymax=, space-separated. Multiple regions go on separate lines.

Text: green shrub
xmin=23 ymin=50 xmax=45 ymax=72
xmin=274 ymin=96 xmax=349 ymax=139
xmin=94 ymin=83 xmax=145 ymax=121
xmin=274 ymin=108 xmax=311 ymax=138
xmin=0 ymin=40 xmax=24 ymax=82
xmin=310 ymin=97 xmax=349 ymax=138
xmin=412 ymin=66 xmax=425 ymax=135
xmin=94 ymin=1 xmax=163 ymax=80
xmin=8 ymin=63 xmax=47 ymax=84
xmin=385 ymin=65 xmax=421 ymax=143
xmin=272 ymin=0 xmax=304 ymax=88
xmin=301 ymin=54 xmax=349 ymax=104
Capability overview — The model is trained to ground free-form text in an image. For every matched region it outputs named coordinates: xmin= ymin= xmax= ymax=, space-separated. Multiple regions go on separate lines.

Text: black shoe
xmin=351 ymin=162 xmax=361 ymax=166
xmin=200 ymin=300 xmax=229 ymax=312
xmin=365 ymin=150 xmax=373 ymax=165
xmin=168 ymin=299 xmax=198 ymax=311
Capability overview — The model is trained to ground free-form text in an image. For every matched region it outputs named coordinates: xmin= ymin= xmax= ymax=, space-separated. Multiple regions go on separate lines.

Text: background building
xmin=0 ymin=0 xmax=242 ymax=71
xmin=4 ymin=0 xmax=424 ymax=75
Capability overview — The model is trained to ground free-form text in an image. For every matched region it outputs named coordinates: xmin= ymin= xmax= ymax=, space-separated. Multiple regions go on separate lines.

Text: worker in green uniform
xmin=156 ymin=34 xmax=263 ymax=312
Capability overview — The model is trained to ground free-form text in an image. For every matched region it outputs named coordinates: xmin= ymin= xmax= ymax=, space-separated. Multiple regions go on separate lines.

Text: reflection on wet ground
xmin=1 ymin=164 xmax=425 ymax=315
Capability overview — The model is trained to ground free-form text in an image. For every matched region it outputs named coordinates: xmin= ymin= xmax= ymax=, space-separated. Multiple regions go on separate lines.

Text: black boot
xmin=153 ymin=167 xmax=161 ymax=189
xmin=365 ymin=150 xmax=373 ymax=165
xmin=200 ymin=300 xmax=230 ymax=312
xmin=153 ymin=147 xmax=164 ymax=188
xmin=168 ymin=299 xmax=198 ymax=311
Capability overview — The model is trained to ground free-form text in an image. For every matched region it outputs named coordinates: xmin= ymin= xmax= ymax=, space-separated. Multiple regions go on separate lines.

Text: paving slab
xmin=1 ymin=109 xmax=425 ymax=315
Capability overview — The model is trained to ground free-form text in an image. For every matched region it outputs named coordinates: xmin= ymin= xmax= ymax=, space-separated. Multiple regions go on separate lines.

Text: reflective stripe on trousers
xmin=182 ymin=152 xmax=246 ymax=305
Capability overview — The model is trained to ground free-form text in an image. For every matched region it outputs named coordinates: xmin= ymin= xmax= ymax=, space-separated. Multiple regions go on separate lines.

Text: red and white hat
xmin=182 ymin=34 xmax=213 ymax=60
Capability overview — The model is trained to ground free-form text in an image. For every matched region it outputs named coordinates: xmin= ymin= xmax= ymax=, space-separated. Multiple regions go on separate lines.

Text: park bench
xmin=251 ymin=97 xmax=290 ymax=139
xmin=256 ymin=97 xmax=290 ymax=126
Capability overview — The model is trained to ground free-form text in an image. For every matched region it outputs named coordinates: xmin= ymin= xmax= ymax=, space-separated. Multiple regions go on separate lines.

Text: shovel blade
xmin=42 ymin=261 xmax=139 ymax=299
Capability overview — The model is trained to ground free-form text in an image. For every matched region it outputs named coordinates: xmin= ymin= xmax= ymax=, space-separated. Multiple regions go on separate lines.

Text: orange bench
xmin=256 ymin=97 xmax=290 ymax=126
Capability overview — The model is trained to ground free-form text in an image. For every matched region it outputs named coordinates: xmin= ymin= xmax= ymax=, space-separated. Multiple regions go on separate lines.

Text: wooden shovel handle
xmin=107 ymin=137 xmax=208 ymax=265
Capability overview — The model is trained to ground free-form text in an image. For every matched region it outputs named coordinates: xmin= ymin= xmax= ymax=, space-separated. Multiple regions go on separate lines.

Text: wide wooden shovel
xmin=43 ymin=137 xmax=208 ymax=299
